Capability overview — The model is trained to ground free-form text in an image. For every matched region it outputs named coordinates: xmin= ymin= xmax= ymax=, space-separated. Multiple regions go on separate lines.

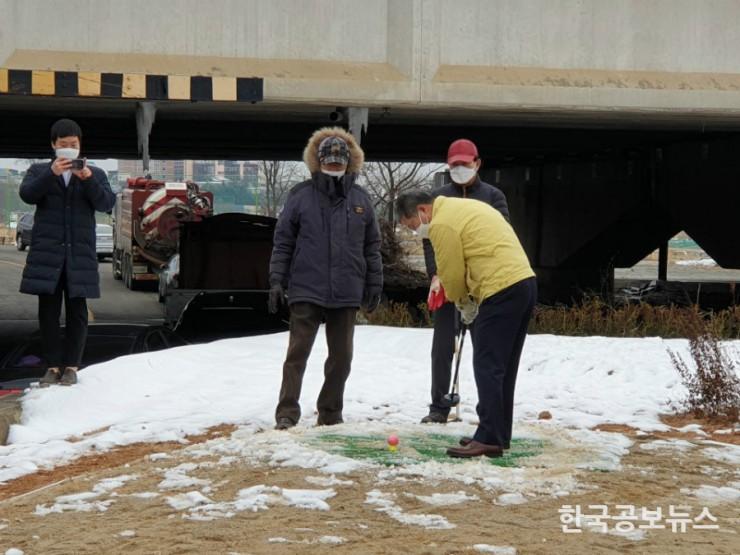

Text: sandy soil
xmin=0 ymin=422 xmax=738 ymax=555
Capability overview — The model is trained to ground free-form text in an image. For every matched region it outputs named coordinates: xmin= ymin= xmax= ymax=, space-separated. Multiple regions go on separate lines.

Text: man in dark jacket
xmin=19 ymin=119 xmax=116 ymax=386
xmin=420 ymin=138 xmax=510 ymax=423
xmin=268 ymin=127 xmax=383 ymax=430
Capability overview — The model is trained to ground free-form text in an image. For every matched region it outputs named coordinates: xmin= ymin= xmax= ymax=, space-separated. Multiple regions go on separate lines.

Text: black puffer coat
xmin=423 ymin=176 xmax=510 ymax=278
xmin=19 ymin=162 xmax=116 ymax=298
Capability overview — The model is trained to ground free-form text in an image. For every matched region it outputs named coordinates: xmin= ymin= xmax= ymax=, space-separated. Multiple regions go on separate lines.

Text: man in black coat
xmin=268 ymin=127 xmax=383 ymax=430
xmin=19 ymin=119 xmax=116 ymax=386
xmin=420 ymin=138 xmax=510 ymax=423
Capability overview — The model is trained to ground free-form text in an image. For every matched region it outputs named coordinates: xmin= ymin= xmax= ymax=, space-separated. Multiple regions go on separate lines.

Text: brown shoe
xmin=447 ymin=440 xmax=503 ymax=458
xmin=459 ymin=436 xmax=510 ymax=450
xmin=39 ymin=367 xmax=61 ymax=387
xmin=59 ymin=367 xmax=78 ymax=386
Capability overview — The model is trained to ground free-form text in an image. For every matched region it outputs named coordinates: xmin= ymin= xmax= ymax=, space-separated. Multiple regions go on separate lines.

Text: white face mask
xmin=55 ymin=147 xmax=79 ymax=160
xmin=416 ymin=211 xmax=430 ymax=239
xmin=322 ymin=169 xmax=345 ymax=178
xmin=449 ymin=165 xmax=476 ymax=184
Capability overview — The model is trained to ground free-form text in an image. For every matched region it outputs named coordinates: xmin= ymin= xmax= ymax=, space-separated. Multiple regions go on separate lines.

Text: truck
xmin=112 ymin=178 xmax=213 ymax=290
xmin=113 ymin=178 xmax=286 ymax=336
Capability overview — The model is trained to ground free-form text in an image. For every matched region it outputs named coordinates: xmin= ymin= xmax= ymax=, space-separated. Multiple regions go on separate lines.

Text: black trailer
xmin=161 ymin=213 xmax=288 ymax=338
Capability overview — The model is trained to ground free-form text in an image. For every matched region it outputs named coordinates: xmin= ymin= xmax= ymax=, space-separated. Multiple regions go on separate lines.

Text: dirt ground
xmin=0 ymin=421 xmax=738 ymax=555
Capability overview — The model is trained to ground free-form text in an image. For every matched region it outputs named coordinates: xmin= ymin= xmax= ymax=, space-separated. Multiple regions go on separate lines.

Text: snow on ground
xmin=0 ymin=327 xmax=737 ymax=489
xmin=677 ymin=259 xmax=716 ymax=267
xmin=681 ymin=483 xmax=740 ymax=505
xmin=473 ymin=546 xmax=517 ymax=555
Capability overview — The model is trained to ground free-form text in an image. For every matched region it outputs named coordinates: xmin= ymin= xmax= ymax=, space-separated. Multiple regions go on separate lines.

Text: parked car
xmin=96 ymin=223 xmax=114 ymax=261
xmin=0 ymin=323 xmax=189 ymax=389
xmin=15 ymin=212 xmax=33 ymax=251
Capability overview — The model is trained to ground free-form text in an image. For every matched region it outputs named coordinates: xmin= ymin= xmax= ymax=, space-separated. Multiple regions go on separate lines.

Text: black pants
xmin=429 ymin=301 xmax=461 ymax=415
xmin=275 ymin=302 xmax=357 ymax=425
xmin=38 ymin=269 xmax=88 ymax=369
xmin=471 ymin=277 xmax=537 ymax=447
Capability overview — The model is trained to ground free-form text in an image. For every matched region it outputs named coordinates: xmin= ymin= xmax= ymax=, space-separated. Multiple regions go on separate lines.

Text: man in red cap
xmin=420 ymin=138 xmax=510 ymax=424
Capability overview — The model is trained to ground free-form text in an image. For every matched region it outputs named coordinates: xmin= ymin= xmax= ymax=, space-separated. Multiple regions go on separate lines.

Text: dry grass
xmin=530 ymin=298 xmax=740 ymax=339
xmin=668 ymin=331 xmax=740 ymax=421
xmin=360 ymin=301 xmax=430 ymax=328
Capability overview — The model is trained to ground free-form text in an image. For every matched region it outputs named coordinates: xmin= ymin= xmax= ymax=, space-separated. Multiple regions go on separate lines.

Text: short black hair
xmin=396 ymin=190 xmax=434 ymax=220
xmin=50 ymin=118 xmax=82 ymax=142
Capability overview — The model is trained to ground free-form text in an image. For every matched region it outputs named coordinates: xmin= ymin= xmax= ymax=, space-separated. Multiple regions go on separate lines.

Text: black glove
xmin=363 ymin=287 xmax=382 ymax=313
xmin=268 ymin=283 xmax=286 ymax=314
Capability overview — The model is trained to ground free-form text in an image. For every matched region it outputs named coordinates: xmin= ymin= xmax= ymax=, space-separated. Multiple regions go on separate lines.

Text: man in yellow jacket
xmin=397 ymin=191 xmax=537 ymax=458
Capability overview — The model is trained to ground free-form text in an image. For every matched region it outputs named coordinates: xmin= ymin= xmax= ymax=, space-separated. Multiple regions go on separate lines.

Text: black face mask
xmin=332 ymin=175 xmax=346 ymax=198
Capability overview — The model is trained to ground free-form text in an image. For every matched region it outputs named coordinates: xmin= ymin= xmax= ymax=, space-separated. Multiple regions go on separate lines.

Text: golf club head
xmin=440 ymin=392 xmax=460 ymax=408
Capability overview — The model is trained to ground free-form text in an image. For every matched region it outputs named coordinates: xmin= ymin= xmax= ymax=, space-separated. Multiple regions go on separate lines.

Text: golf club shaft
xmin=449 ymin=325 xmax=466 ymax=398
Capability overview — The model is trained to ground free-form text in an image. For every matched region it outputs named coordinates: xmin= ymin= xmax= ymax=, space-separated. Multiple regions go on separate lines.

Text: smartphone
xmin=70 ymin=158 xmax=86 ymax=170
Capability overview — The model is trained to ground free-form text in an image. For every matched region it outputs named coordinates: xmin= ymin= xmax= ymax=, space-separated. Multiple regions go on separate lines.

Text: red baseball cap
xmin=447 ymin=139 xmax=479 ymax=165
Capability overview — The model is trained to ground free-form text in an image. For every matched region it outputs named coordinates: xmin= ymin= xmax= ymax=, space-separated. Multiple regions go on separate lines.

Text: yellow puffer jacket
xmin=428 ymin=196 xmax=535 ymax=304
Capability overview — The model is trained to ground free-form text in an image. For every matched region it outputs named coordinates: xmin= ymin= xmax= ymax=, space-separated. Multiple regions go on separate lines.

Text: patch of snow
xmin=232 ymin=485 xmax=277 ymax=512
xmin=677 ymin=259 xmax=715 ymax=267
xmin=607 ymin=528 xmax=647 ymax=541
xmin=319 ymin=536 xmax=345 ymax=544
xmin=473 ymin=546 xmax=516 ymax=555
xmin=5 ymin=550 xmax=25 ymax=555
xmin=365 ymin=490 xmax=455 ymax=530
xmin=158 ymin=463 xmax=211 ymax=491
xmin=118 ymin=530 xmax=136 ymax=538
xmin=166 ymin=491 xmax=213 ymax=511
xmin=681 ymin=483 xmax=740 ymax=504
xmin=640 ymin=439 xmax=696 ymax=452
xmin=34 ymin=498 xmax=114 ymax=515
xmin=305 ymin=475 xmax=354 ymax=487
xmin=407 ymin=491 xmax=479 ymax=506
xmin=701 ymin=443 xmax=740 ymax=465
xmin=93 ymin=474 xmax=139 ymax=493
xmin=280 ymin=488 xmax=336 ymax=511
xmin=496 ymin=493 xmax=527 ymax=505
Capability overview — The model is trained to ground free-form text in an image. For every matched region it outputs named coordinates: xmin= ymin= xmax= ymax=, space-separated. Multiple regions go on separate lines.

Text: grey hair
xmin=396 ymin=190 xmax=434 ymax=220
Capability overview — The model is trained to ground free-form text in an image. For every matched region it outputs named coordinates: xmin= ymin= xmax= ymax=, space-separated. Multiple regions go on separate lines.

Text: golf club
xmin=441 ymin=324 xmax=466 ymax=408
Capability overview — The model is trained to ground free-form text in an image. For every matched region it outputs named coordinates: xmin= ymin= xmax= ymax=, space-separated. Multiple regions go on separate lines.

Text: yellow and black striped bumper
xmin=0 ymin=68 xmax=263 ymax=102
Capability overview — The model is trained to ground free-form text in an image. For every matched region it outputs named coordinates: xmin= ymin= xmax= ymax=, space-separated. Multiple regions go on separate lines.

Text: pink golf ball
xmin=387 ymin=434 xmax=399 ymax=447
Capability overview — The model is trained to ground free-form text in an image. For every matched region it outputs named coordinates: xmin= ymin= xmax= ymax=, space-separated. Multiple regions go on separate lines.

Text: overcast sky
xmin=0 ymin=158 xmax=119 ymax=172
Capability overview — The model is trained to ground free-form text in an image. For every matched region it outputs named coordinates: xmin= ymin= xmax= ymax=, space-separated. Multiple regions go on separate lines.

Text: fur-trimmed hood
xmin=303 ymin=127 xmax=365 ymax=174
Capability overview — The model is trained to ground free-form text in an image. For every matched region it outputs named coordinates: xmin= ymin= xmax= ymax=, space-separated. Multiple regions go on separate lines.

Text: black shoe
xmin=459 ymin=436 xmax=510 ymax=450
xmin=39 ymin=367 xmax=61 ymax=387
xmin=420 ymin=411 xmax=448 ymax=424
xmin=316 ymin=415 xmax=344 ymax=426
xmin=275 ymin=417 xmax=295 ymax=430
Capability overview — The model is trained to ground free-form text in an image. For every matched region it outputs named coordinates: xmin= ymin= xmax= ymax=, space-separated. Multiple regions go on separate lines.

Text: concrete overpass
xmin=1 ymin=0 xmax=739 ymax=303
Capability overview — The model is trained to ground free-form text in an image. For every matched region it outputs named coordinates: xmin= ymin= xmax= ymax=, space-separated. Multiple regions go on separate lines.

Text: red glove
xmin=427 ymin=276 xmax=447 ymax=312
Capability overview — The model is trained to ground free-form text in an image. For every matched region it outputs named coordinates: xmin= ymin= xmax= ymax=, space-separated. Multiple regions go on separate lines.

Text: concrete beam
xmin=5 ymin=1 xmax=740 ymax=119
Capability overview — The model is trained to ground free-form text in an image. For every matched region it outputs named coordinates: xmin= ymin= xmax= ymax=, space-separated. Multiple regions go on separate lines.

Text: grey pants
xmin=275 ymin=302 xmax=357 ymax=425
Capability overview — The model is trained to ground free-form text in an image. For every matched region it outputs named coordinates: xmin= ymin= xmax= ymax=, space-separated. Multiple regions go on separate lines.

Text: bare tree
xmin=259 ymin=161 xmax=306 ymax=217
xmin=361 ymin=162 xmax=443 ymax=222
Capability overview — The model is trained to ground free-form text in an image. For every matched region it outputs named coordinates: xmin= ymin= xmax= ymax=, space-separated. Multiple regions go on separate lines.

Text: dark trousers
xmin=275 ymin=302 xmax=357 ymax=425
xmin=38 ymin=269 xmax=88 ymax=369
xmin=471 ymin=277 xmax=537 ymax=447
xmin=429 ymin=301 xmax=461 ymax=415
